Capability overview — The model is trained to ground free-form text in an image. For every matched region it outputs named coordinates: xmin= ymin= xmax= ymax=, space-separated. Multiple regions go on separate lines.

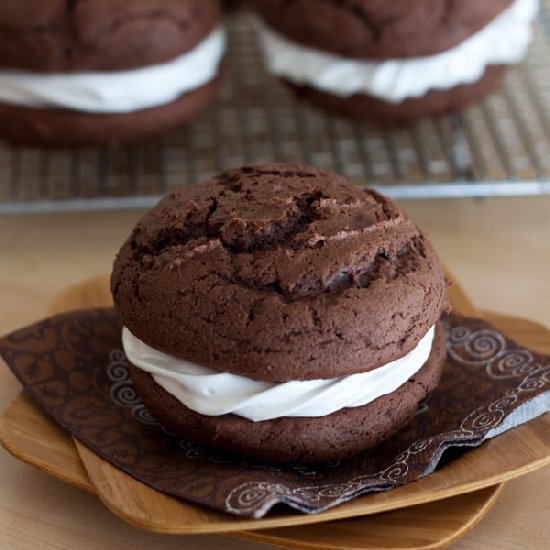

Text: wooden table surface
xmin=1 ymin=196 xmax=549 ymax=550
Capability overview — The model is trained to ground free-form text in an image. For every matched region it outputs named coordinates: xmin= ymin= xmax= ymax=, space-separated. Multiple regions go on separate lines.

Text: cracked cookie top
xmin=112 ymin=164 xmax=449 ymax=382
xmin=251 ymin=0 xmax=514 ymax=60
xmin=0 ymin=0 xmax=221 ymax=72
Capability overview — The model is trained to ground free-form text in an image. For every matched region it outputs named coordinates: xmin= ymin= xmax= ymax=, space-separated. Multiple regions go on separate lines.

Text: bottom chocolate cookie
xmin=129 ymin=323 xmax=447 ymax=463
xmin=288 ymin=65 xmax=507 ymax=126
xmin=0 ymin=72 xmax=222 ymax=148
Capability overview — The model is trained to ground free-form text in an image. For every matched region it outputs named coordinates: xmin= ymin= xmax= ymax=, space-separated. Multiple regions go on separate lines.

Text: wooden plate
xmin=0 ymin=390 xmax=504 ymax=550
xmin=1 ymin=273 xmax=549 ymax=547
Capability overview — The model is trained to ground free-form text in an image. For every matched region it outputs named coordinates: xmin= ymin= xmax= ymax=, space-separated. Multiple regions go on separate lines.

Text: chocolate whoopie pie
xmin=0 ymin=0 xmax=224 ymax=147
xmin=112 ymin=164 xmax=450 ymax=462
xmin=251 ymin=0 xmax=539 ymax=125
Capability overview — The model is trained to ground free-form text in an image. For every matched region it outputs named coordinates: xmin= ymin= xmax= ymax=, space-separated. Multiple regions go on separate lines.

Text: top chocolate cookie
xmin=251 ymin=0 xmax=514 ymax=59
xmin=112 ymin=164 xmax=449 ymax=382
xmin=0 ymin=0 xmax=221 ymax=72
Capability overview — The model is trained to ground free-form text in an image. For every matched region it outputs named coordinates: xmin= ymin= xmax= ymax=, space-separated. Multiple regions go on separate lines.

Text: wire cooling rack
xmin=1 ymin=5 xmax=550 ymax=214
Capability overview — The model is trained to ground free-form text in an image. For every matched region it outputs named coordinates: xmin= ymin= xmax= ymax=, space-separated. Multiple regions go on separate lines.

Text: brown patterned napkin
xmin=1 ymin=309 xmax=549 ymax=518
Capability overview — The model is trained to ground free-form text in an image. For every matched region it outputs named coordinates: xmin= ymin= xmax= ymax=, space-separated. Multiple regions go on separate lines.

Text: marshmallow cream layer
xmin=122 ymin=325 xmax=436 ymax=422
xmin=258 ymin=0 xmax=538 ymax=103
xmin=0 ymin=27 xmax=226 ymax=114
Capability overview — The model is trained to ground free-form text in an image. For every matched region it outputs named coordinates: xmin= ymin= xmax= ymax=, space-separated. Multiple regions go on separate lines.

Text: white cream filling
xmin=122 ymin=325 xmax=436 ymax=422
xmin=257 ymin=0 xmax=539 ymax=103
xmin=0 ymin=27 xmax=226 ymax=113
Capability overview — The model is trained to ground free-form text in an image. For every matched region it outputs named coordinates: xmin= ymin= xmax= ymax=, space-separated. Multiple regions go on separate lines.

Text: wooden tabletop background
xmin=1 ymin=196 xmax=549 ymax=550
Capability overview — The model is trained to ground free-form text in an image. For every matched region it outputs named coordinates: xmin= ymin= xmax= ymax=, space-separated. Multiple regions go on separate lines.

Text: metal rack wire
xmin=1 ymin=4 xmax=550 ymax=214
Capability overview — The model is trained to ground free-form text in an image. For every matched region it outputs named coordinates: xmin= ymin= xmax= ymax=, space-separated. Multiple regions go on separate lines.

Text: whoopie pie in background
xmin=251 ymin=0 xmax=539 ymax=125
xmin=0 ymin=0 xmax=225 ymax=147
